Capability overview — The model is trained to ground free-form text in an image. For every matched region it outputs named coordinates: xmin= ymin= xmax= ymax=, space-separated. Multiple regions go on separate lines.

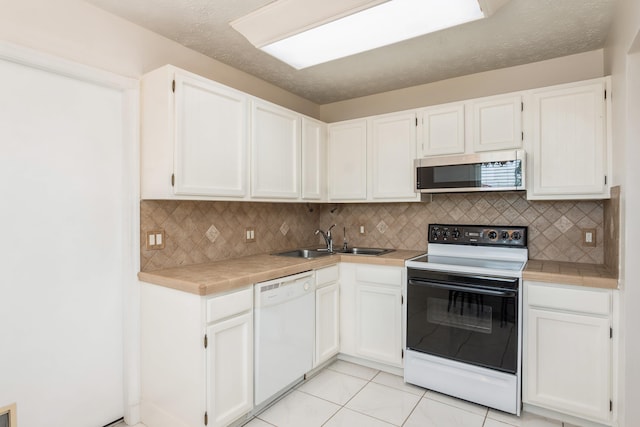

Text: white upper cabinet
xmin=328 ymin=119 xmax=368 ymax=201
xmin=471 ymin=94 xmax=523 ymax=152
xmin=251 ymin=99 xmax=301 ymax=199
xmin=302 ymin=117 xmax=326 ymax=201
xmin=370 ymin=111 xmax=420 ymax=201
xmin=418 ymin=103 xmax=465 ymax=156
xmin=141 ymin=65 xmax=249 ymax=199
xmin=328 ymin=113 xmax=419 ymax=202
xmin=528 ymin=78 xmax=609 ymax=200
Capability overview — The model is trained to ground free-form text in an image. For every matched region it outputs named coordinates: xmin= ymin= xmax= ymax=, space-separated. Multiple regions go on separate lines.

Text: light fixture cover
xmin=233 ymin=0 xmax=488 ymax=69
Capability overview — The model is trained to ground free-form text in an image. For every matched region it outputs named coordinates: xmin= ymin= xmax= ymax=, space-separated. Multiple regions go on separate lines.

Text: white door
xmin=0 ymin=54 xmax=134 ymax=426
xmin=419 ymin=103 xmax=465 ymax=156
xmin=328 ymin=119 xmax=367 ymax=200
xmin=530 ymin=80 xmax=607 ymax=198
xmin=302 ymin=117 xmax=326 ymax=200
xmin=472 ymin=94 xmax=522 ymax=152
xmin=315 ymin=282 xmax=340 ymax=365
xmin=370 ymin=112 xmax=419 ymax=200
xmin=251 ymin=100 xmax=300 ymax=199
xmin=174 ymin=73 xmax=248 ymax=197
xmin=207 ymin=312 xmax=253 ymax=427
xmin=356 ymin=284 xmax=403 ymax=366
xmin=525 ymin=308 xmax=611 ymax=422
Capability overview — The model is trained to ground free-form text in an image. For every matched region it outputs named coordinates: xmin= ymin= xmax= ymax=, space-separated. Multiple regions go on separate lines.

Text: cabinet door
xmin=328 ymin=120 xmax=368 ymax=200
xmin=174 ymin=74 xmax=248 ymax=197
xmin=251 ymin=100 xmax=300 ymax=199
xmin=302 ymin=117 xmax=326 ymax=200
xmin=315 ymin=282 xmax=340 ymax=366
xmin=355 ymin=284 xmax=402 ymax=366
xmin=370 ymin=112 xmax=419 ymax=200
xmin=419 ymin=103 xmax=465 ymax=156
xmin=472 ymin=94 xmax=522 ymax=152
xmin=525 ymin=308 xmax=610 ymax=422
xmin=530 ymin=81 xmax=607 ymax=199
xmin=207 ymin=312 xmax=253 ymax=427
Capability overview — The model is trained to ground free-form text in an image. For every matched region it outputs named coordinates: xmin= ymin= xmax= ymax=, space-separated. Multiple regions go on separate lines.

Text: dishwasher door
xmin=254 ymin=271 xmax=315 ymax=406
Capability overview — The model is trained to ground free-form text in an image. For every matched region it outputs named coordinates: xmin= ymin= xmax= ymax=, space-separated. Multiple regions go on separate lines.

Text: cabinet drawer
xmin=207 ymin=286 xmax=253 ymax=323
xmin=356 ymin=265 xmax=401 ymax=287
xmin=316 ymin=265 xmax=339 ymax=287
xmin=527 ymin=282 xmax=610 ymax=316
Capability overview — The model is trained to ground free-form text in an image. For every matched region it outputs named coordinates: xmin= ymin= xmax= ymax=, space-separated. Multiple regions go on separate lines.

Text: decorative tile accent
xmin=377 ymin=220 xmax=388 ymax=234
xmin=280 ymin=222 xmax=290 ymax=236
xmin=205 ymin=224 xmax=220 ymax=243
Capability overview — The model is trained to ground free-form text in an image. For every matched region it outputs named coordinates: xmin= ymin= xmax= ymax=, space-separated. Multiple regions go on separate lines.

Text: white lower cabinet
xmin=206 ymin=311 xmax=253 ymax=427
xmin=315 ymin=265 xmax=340 ymax=366
xmin=140 ymin=282 xmax=253 ymax=427
xmin=524 ymin=281 xmax=613 ymax=424
xmin=340 ymin=263 xmax=404 ymax=367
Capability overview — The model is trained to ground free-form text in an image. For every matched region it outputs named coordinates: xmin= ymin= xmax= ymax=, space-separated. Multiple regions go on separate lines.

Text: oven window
xmin=407 ymin=277 xmax=518 ymax=374
xmin=427 ymin=294 xmax=492 ymax=334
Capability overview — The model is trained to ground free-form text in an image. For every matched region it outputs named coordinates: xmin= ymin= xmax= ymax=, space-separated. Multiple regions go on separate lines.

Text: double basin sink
xmin=275 ymin=247 xmax=394 ymax=259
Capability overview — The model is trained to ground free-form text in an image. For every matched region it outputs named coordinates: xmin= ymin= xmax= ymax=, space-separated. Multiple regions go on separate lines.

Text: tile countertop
xmin=138 ymin=249 xmax=425 ymax=296
xmin=523 ymin=259 xmax=618 ymax=290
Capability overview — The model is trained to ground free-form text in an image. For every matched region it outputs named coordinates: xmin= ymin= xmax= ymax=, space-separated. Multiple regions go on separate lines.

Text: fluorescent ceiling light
xmin=234 ymin=0 xmax=487 ymax=70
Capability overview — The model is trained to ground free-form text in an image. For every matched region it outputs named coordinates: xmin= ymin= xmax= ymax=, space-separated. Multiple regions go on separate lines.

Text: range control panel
xmin=428 ymin=224 xmax=527 ymax=248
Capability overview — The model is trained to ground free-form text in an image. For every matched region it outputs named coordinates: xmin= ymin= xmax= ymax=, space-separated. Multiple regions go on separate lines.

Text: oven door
xmin=406 ymin=268 xmax=519 ymax=374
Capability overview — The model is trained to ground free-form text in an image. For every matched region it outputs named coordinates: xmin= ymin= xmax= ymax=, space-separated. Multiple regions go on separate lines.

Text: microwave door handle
xmin=408 ymin=279 xmax=517 ymax=298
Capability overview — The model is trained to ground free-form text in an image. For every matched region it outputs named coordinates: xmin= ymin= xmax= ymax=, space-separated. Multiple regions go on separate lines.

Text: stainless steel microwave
xmin=415 ymin=150 xmax=525 ymax=193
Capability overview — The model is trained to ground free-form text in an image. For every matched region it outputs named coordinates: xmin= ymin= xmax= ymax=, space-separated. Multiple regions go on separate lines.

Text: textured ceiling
xmin=84 ymin=0 xmax=615 ymax=104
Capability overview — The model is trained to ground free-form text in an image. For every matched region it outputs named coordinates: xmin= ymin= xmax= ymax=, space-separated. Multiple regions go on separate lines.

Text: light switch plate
xmin=245 ymin=227 xmax=256 ymax=243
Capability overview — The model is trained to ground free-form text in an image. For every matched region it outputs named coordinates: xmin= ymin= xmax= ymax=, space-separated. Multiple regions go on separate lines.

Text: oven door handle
xmin=408 ymin=279 xmax=517 ymax=298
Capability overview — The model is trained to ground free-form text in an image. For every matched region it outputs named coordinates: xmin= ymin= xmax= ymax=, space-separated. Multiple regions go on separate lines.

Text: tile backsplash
xmin=141 ymin=191 xmax=608 ymax=271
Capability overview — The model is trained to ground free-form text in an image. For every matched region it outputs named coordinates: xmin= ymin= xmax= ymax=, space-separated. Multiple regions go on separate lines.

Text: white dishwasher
xmin=254 ymin=271 xmax=315 ymax=406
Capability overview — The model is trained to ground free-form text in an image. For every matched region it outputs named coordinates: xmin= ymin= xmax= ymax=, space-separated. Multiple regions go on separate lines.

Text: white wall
xmin=319 ymin=50 xmax=605 ymax=122
xmin=0 ymin=0 xmax=320 ymax=119
xmin=604 ymin=0 xmax=640 ymax=425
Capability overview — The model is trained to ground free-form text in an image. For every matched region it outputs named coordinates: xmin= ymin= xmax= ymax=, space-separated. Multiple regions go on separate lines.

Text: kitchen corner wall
xmin=141 ymin=191 xmax=608 ymax=271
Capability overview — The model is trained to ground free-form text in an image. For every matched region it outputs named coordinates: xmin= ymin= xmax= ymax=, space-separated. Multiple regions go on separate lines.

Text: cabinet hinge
xmin=172 ymin=79 xmax=176 ymax=93
xmin=204 ymin=334 xmax=208 ymax=349
xmin=204 ymin=411 xmax=208 ymax=425
xmin=171 ymin=173 xmax=175 ymax=187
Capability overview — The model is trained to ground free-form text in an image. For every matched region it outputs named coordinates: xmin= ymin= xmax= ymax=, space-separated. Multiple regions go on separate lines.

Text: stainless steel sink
xmin=338 ymin=247 xmax=394 ymax=256
xmin=274 ymin=249 xmax=333 ymax=259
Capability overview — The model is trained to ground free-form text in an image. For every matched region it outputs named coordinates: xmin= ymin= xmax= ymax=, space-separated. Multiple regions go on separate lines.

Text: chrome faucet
xmin=315 ymin=224 xmax=336 ymax=252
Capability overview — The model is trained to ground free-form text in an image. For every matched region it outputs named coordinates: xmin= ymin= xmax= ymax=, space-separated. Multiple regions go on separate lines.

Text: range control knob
xmin=512 ymin=231 xmax=522 ymax=241
xmin=443 ymin=230 xmax=451 ymax=238
xmin=501 ymin=231 xmax=510 ymax=240
xmin=431 ymin=227 xmax=440 ymax=239
xmin=452 ymin=228 xmax=461 ymax=239
xmin=487 ymin=230 xmax=498 ymax=240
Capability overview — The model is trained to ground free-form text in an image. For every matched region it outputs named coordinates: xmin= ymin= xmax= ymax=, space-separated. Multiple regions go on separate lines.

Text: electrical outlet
xmin=582 ymin=228 xmax=597 ymax=247
xmin=359 ymin=225 xmax=365 ymax=234
xmin=245 ymin=227 xmax=256 ymax=243
xmin=146 ymin=230 xmax=165 ymax=250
